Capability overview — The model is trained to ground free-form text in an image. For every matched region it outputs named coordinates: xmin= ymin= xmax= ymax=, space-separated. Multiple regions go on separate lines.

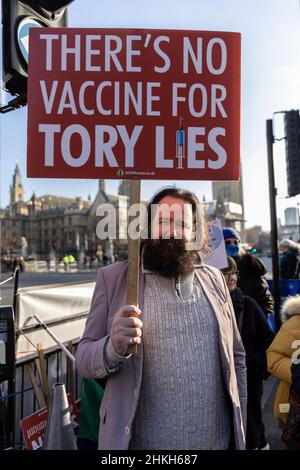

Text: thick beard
xmin=142 ymin=239 xmax=198 ymax=278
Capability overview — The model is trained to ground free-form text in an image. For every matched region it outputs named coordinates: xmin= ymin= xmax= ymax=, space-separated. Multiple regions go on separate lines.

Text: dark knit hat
xmin=223 ymin=228 xmax=241 ymax=241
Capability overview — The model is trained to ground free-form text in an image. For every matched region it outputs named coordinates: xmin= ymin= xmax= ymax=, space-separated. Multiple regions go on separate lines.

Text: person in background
xmin=77 ymin=378 xmax=105 ymax=450
xmin=76 ymin=187 xmax=247 ymax=450
xmin=102 ymin=254 xmax=108 ymax=266
xmin=68 ymin=254 xmax=76 ymax=264
xmin=221 ymin=256 xmax=274 ymax=450
xmin=222 ymin=228 xmax=274 ymax=318
xmin=267 ymin=295 xmax=300 ymax=428
xmin=278 ymin=239 xmax=300 ymax=280
xmin=63 ymin=254 xmax=69 ymax=272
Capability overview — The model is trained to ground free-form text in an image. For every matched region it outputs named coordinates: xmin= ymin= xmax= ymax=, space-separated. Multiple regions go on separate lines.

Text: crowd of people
xmin=74 ymin=187 xmax=300 ymax=451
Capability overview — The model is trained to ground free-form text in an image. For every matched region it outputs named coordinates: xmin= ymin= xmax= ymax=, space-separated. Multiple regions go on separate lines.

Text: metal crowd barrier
xmin=0 ymin=342 xmax=80 ymax=449
xmin=0 ymin=269 xmax=94 ymax=449
xmin=267 ymin=278 xmax=300 ymax=332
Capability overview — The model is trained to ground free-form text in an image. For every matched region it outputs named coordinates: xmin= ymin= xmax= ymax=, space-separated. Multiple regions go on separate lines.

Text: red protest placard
xmin=20 ymin=407 xmax=48 ymax=450
xmin=27 ymin=28 xmax=240 ymax=180
xmin=20 ymin=394 xmax=80 ymax=450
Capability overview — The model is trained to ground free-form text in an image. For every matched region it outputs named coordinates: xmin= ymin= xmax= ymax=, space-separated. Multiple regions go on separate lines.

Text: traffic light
xmin=2 ymin=1 xmax=73 ymax=97
xmin=250 ymin=245 xmax=262 ymax=255
xmin=285 ymin=109 xmax=300 ymax=197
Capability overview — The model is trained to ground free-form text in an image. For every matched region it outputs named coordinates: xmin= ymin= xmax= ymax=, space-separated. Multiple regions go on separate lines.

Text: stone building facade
xmin=1 ymin=165 xmax=247 ymax=259
xmin=0 ymin=166 xmax=128 ymax=260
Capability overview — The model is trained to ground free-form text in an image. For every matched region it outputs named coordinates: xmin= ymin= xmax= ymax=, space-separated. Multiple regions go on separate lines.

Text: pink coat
xmin=76 ymin=261 xmax=247 ymax=450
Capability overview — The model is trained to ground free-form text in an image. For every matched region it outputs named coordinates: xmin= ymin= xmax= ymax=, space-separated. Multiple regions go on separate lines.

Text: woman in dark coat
xmin=236 ymin=253 xmax=274 ymax=317
xmin=222 ymin=256 xmax=275 ymax=450
xmin=223 ymin=228 xmax=274 ymax=317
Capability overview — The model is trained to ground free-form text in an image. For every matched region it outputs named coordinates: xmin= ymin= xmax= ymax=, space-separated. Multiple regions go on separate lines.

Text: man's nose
xmin=163 ymin=222 xmax=175 ymax=238
xmin=170 ymin=223 xmax=180 ymax=239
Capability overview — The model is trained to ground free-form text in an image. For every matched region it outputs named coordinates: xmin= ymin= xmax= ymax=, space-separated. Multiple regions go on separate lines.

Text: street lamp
xmin=266 ymin=117 xmax=281 ymax=332
xmin=266 ymin=110 xmax=300 ymax=331
xmin=297 ymin=203 xmax=300 ymax=242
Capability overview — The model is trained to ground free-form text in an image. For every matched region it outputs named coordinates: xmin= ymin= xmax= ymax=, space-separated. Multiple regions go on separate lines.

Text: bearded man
xmin=76 ymin=187 xmax=247 ymax=450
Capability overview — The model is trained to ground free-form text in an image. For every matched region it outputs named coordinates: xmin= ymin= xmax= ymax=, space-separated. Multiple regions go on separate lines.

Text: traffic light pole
xmin=266 ymin=119 xmax=281 ymax=332
xmin=1 ymin=0 xmax=74 ymax=100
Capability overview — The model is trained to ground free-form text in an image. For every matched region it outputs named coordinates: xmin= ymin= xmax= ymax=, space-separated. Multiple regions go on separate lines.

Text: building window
xmin=68 ymin=217 xmax=72 ymax=226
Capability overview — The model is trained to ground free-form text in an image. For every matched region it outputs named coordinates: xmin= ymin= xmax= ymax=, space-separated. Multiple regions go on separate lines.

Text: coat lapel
xmin=195 ymin=267 xmax=232 ymax=367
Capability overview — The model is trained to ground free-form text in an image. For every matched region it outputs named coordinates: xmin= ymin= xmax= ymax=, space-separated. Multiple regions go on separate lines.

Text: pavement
xmin=0 ymin=269 xmax=287 ymax=450
xmin=262 ymin=375 xmax=286 ymax=450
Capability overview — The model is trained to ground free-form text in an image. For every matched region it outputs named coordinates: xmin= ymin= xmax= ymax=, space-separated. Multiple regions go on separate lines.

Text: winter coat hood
xmin=279 ymin=239 xmax=299 ymax=251
xmin=281 ymin=295 xmax=300 ymax=322
xmin=235 ymin=253 xmax=267 ymax=278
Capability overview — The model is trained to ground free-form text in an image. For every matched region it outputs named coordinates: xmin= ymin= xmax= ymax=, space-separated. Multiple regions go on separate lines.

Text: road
xmin=262 ymin=376 xmax=286 ymax=450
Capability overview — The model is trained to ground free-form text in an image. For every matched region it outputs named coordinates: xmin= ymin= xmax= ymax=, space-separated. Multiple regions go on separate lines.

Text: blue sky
xmin=1 ymin=0 xmax=300 ymax=230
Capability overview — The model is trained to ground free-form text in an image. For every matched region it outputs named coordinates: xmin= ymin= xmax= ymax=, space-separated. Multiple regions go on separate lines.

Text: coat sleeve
xmin=230 ymin=297 xmax=248 ymax=430
xmin=75 ymin=269 xmax=121 ymax=379
xmin=266 ymin=327 xmax=294 ymax=384
xmin=250 ymin=278 xmax=274 ymax=318
xmin=247 ymin=296 xmax=275 ymax=378
xmin=253 ymin=298 xmax=275 ymax=350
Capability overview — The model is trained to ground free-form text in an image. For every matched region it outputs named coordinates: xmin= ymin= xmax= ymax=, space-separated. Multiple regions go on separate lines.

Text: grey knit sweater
xmin=129 ymin=271 xmax=231 ymax=450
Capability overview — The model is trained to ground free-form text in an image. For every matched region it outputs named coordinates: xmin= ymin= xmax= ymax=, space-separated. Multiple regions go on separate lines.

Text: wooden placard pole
xmin=25 ymin=363 xmax=47 ymax=409
xmin=67 ymin=341 xmax=74 ymax=395
xmin=37 ymin=342 xmax=50 ymax=407
xmin=127 ymin=180 xmax=141 ymax=355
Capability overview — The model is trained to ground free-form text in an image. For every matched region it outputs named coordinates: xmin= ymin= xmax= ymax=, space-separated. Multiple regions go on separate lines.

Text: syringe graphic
xmin=176 ymin=117 xmax=185 ymax=169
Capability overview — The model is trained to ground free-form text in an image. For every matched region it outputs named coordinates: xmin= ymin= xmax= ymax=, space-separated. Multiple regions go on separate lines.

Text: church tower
xmin=99 ymin=179 xmax=106 ymax=194
xmin=118 ymin=180 xmax=131 ymax=198
xmin=10 ymin=163 xmax=25 ymax=204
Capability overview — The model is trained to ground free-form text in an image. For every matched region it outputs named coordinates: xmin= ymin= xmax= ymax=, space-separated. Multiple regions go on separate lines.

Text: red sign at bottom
xmin=20 ymin=394 xmax=79 ymax=450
